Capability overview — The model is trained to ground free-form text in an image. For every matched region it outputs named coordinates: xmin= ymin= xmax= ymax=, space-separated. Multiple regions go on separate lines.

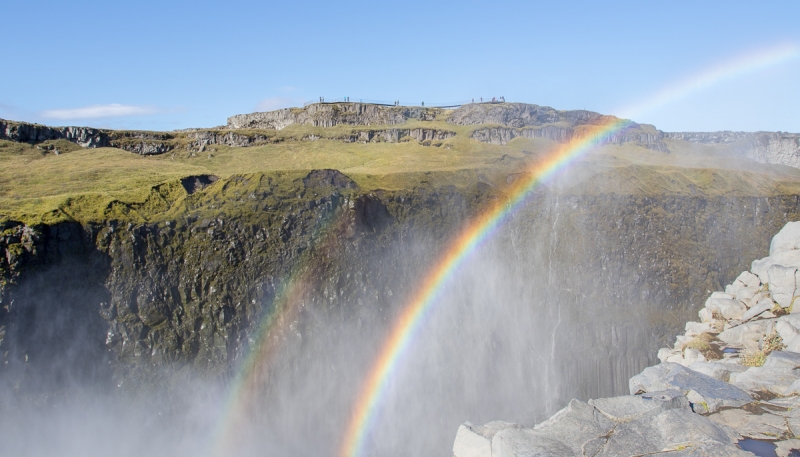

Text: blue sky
xmin=2 ymin=0 xmax=798 ymax=132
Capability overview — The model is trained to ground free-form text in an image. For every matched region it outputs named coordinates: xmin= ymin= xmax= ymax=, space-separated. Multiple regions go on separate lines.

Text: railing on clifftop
xmin=302 ymin=98 xmax=479 ymax=108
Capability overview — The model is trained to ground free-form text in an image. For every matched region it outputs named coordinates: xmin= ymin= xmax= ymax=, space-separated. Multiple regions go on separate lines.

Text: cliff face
xmin=0 ymin=118 xmax=110 ymax=148
xmin=2 ymin=171 xmax=798 ymax=399
xmin=666 ymin=131 xmax=800 ymax=168
xmin=226 ymin=103 xmax=442 ymax=129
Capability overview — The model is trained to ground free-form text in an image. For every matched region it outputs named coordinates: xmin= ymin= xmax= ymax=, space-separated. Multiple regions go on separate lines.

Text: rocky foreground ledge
xmin=454 ymin=222 xmax=800 ymax=456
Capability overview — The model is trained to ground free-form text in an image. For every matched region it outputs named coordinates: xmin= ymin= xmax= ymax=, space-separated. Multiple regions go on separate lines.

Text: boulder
xmin=488 ymin=398 xmax=747 ymax=457
xmin=589 ymin=392 xmax=689 ymax=422
xmin=769 ymin=265 xmax=798 ymax=308
xmin=685 ymin=321 xmax=714 ymax=336
xmin=699 ymin=307 xmax=715 ymax=323
xmin=763 ymin=350 xmax=800 ymax=369
xmin=491 ymin=399 xmax=613 ymax=457
xmin=707 ymin=408 xmax=790 ymax=440
xmin=777 ymin=315 xmax=800 ymax=351
xmin=683 ymin=348 xmax=706 ymax=366
xmin=718 ymin=319 xmax=776 ymax=347
xmin=730 ymin=366 xmax=800 ymax=396
xmin=454 ymin=421 xmax=518 ymax=457
xmin=705 ymin=297 xmax=747 ymax=320
xmin=770 ymin=221 xmax=800 ymax=255
xmin=598 ymin=408 xmax=748 ymax=456
xmin=752 ymin=250 xmax=800 ymax=284
xmin=737 ymin=271 xmax=763 ymax=289
xmin=689 ymin=361 xmax=748 ymax=382
xmin=629 ymin=363 xmax=752 ymax=413
xmin=776 ymin=439 xmax=800 ymax=457
xmin=741 ymin=298 xmax=775 ymax=322
xmin=658 ymin=347 xmax=679 ymax=363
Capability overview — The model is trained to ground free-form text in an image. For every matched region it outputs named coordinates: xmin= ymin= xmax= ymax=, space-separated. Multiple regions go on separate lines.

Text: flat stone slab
xmin=776 ymin=438 xmax=800 ymax=457
xmin=588 ymin=392 xmax=689 ymax=422
xmin=629 ymin=362 xmax=752 ymax=413
xmin=491 ymin=400 xmax=614 ymax=457
xmin=764 ymin=351 xmax=800 ymax=369
xmin=707 ymin=408 xmax=790 ymax=440
xmin=487 ymin=399 xmax=746 ymax=457
xmin=597 ymin=408 xmax=745 ymax=456
xmin=731 ymin=366 xmax=800 ymax=396
xmin=689 ymin=361 xmax=748 ymax=382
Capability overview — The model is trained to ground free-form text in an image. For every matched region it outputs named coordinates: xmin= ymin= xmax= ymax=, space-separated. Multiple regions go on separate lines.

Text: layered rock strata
xmin=454 ymin=222 xmax=800 ymax=456
xmin=665 ymin=131 xmax=800 ymax=169
xmin=226 ymin=103 xmax=441 ymax=129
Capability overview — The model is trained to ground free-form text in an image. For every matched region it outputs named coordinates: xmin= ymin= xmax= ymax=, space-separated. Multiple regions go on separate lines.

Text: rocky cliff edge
xmin=453 ymin=221 xmax=800 ymax=457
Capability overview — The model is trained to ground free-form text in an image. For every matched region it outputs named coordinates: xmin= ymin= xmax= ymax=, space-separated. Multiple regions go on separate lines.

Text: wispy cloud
xmin=256 ymin=97 xmax=300 ymax=112
xmin=40 ymin=103 xmax=159 ymax=120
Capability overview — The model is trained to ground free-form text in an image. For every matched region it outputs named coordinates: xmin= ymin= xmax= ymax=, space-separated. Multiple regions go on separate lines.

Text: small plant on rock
xmin=740 ymin=331 xmax=785 ymax=367
xmin=686 ymin=333 xmax=721 ymax=360
xmin=741 ymin=351 xmax=767 ymax=367
xmin=763 ymin=331 xmax=786 ymax=354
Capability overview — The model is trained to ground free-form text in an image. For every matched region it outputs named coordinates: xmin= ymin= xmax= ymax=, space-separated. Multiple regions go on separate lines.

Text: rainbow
xmin=208 ymin=209 xmax=350 ymax=457
xmin=338 ymin=42 xmax=799 ymax=457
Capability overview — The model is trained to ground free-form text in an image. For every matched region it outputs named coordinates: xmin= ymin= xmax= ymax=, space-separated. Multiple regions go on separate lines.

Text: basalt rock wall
xmin=226 ymin=103 xmax=443 ymax=130
xmin=2 ymin=174 xmax=799 ymax=404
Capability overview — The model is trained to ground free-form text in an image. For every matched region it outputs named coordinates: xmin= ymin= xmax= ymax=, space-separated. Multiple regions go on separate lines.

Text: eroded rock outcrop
xmin=0 ymin=118 xmax=110 ymax=148
xmin=226 ymin=103 xmax=442 ymax=129
xmin=666 ymin=131 xmax=800 ymax=169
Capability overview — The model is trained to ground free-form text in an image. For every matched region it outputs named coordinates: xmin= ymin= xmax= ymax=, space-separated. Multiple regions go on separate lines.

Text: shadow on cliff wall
xmin=0 ymin=222 xmax=113 ymax=394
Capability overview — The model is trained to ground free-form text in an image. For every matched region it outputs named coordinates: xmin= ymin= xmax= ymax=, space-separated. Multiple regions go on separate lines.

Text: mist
xmin=2 ymin=162 xmax=792 ymax=457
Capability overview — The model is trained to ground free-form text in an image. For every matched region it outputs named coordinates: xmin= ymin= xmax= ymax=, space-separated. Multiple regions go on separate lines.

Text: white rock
xmin=685 ymin=321 xmax=713 ymax=336
xmin=674 ymin=334 xmax=692 ymax=350
xmin=689 ymin=361 xmax=748 ymax=382
xmin=683 ymin=348 xmax=706 ymax=366
xmin=454 ymin=421 xmax=518 ymax=457
xmin=710 ymin=291 xmax=736 ymax=300
xmin=666 ymin=353 xmax=684 ymax=364
xmin=453 ymin=424 xmax=492 ymax=457
xmin=699 ymin=307 xmax=715 ymax=323
xmin=763 ymin=351 xmax=800 ymax=369
xmin=658 ymin=348 xmax=678 ymax=363
xmin=718 ymin=319 xmax=777 ymax=347
xmin=737 ymin=271 xmax=762 ymax=289
xmin=736 ymin=286 xmax=761 ymax=305
xmin=777 ymin=315 xmax=800 ymax=351
xmin=752 ymin=250 xmax=800 ymax=284
xmin=705 ymin=297 xmax=747 ymax=320
xmin=741 ymin=298 xmax=775 ymax=322
xmin=742 ymin=290 xmax=771 ymax=309
xmin=770 ymin=221 xmax=800 ymax=255
xmin=769 ymin=265 xmax=798 ymax=308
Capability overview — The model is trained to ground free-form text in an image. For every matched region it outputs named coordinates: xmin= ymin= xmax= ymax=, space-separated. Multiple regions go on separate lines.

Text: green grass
xmin=4 ymin=121 xmax=800 ymax=225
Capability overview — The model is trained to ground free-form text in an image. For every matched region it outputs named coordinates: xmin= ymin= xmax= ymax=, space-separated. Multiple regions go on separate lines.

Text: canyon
xmin=2 ymin=102 xmax=800 ymax=456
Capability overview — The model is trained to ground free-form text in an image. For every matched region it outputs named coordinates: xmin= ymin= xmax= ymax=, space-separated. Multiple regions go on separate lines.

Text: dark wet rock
xmin=180 ymin=175 xmax=219 ymax=194
xmin=302 ymin=169 xmax=358 ymax=190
